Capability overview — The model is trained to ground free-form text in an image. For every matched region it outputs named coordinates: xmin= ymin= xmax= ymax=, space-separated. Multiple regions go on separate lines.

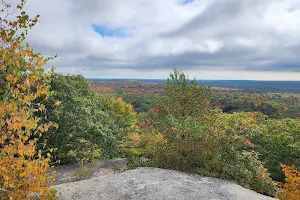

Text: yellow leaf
xmin=55 ymin=100 xmax=61 ymax=106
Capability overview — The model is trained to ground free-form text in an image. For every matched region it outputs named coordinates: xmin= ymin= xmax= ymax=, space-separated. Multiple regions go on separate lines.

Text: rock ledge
xmin=54 ymin=167 xmax=275 ymax=200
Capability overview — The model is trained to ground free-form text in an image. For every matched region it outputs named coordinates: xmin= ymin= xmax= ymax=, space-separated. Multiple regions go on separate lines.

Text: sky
xmin=22 ymin=0 xmax=300 ymax=80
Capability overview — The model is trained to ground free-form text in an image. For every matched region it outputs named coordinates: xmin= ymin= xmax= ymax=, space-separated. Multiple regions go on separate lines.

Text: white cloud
xmin=21 ymin=0 xmax=300 ymax=80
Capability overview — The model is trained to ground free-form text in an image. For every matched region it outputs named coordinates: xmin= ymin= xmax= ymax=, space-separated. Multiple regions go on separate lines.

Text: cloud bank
xmin=24 ymin=0 xmax=300 ymax=80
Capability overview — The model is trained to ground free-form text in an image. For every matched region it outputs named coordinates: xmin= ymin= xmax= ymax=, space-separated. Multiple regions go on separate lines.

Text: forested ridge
xmin=1 ymin=1 xmax=299 ymax=199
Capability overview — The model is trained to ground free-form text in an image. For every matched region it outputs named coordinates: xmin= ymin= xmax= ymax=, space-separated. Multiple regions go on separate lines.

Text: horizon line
xmin=86 ymin=78 xmax=300 ymax=82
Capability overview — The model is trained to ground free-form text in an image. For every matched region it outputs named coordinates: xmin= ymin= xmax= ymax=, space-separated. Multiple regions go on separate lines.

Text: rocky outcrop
xmin=54 ymin=167 xmax=275 ymax=200
xmin=53 ymin=158 xmax=127 ymax=184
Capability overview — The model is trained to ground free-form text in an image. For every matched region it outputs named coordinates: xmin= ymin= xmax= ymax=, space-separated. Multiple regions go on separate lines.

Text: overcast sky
xmin=24 ymin=0 xmax=300 ymax=80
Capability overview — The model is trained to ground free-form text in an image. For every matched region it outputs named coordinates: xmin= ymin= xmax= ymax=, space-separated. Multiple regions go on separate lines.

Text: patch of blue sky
xmin=287 ymin=7 xmax=297 ymax=13
xmin=180 ymin=0 xmax=195 ymax=5
xmin=91 ymin=24 xmax=132 ymax=38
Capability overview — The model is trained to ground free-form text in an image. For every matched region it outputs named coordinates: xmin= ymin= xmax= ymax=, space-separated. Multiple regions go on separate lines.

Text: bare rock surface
xmin=54 ymin=167 xmax=275 ymax=200
xmin=53 ymin=158 xmax=127 ymax=185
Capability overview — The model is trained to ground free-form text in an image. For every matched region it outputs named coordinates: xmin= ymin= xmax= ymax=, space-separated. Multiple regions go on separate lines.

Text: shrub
xmin=126 ymin=111 xmax=277 ymax=196
xmin=68 ymin=138 xmax=102 ymax=182
xmin=252 ymin=118 xmax=300 ymax=182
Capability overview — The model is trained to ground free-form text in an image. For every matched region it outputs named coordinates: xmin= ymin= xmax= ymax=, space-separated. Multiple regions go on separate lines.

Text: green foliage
xmin=123 ymin=70 xmax=278 ymax=196
xmin=99 ymin=96 xmax=138 ymax=141
xmin=211 ymin=90 xmax=300 ymax=119
xmin=41 ymin=74 xmax=119 ymax=164
xmin=143 ymin=69 xmax=214 ymax=171
xmin=123 ymin=94 xmax=154 ymax=113
xmin=68 ymin=139 xmax=101 ymax=182
xmin=126 ymin=112 xmax=278 ymax=196
xmin=211 ymin=112 xmax=278 ymax=195
xmin=71 ymin=165 xmax=89 ymax=182
xmin=90 ymin=79 xmax=300 ymax=119
xmin=67 ymin=138 xmax=102 ymax=164
xmin=252 ymin=118 xmax=300 ymax=182
xmin=154 ymin=69 xmax=211 ymax=120
xmin=40 ymin=74 xmax=140 ymax=165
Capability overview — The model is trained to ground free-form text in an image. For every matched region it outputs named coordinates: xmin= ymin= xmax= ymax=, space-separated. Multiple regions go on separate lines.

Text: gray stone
xmin=53 ymin=158 xmax=127 ymax=185
xmin=99 ymin=158 xmax=127 ymax=170
xmin=54 ymin=167 xmax=275 ymax=200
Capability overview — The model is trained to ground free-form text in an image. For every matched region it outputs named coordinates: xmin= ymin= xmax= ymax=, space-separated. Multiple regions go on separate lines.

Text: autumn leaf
xmin=55 ymin=100 xmax=61 ymax=106
xmin=0 ymin=1 xmax=57 ymax=198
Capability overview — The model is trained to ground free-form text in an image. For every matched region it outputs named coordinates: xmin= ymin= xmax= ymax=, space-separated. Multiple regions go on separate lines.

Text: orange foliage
xmin=0 ymin=1 xmax=56 ymax=199
xmin=275 ymin=164 xmax=300 ymax=200
xmin=90 ymin=80 xmax=164 ymax=95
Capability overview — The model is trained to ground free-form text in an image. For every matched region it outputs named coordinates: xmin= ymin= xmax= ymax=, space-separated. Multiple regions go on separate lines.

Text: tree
xmin=42 ymin=74 xmax=123 ymax=164
xmin=251 ymin=118 xmax=300 ymax=182
xmin=154 ymin=69 xmax=211 ymax=120
xmin=124 ymin=70 xmax=277 ymax=196
xmin=276 ymin=164 xmax=300 ymax=200
xmin=0 ymin=0 xmax=56 ymax=198
xmin=100 ymin=96 xmax=138 ymax=140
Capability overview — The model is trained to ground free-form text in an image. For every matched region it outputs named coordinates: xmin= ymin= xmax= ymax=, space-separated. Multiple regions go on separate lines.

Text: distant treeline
xmin=88 ymin=79 xmax=300 ymax=93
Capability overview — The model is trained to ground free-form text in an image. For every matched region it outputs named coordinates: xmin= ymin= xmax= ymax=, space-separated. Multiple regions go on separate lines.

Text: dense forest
xmin=90 ymin=80 xmax=300 ymax=119
xmin=0 ymin=1 xmax=299 ymax=199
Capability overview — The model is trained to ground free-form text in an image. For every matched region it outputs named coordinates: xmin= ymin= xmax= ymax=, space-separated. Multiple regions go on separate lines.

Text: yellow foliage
xmin=121 ymin=130 xmax=166 ymax=159
xmin=55 ymin=100 xmax=62 ymax=106
xmin=0 ymin=1 xmax=56 ymax=199
xmin=276 ymin=164 xmax=300 ymax=200
xmin=104 ymin=96 xmax=138 ymax=140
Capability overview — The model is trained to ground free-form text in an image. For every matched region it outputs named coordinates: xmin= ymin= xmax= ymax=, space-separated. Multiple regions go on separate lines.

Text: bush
xmin=125 ymin=111 xmax=278 ymax=196
xmin=252 ymin=118 xmax=300 ymax=182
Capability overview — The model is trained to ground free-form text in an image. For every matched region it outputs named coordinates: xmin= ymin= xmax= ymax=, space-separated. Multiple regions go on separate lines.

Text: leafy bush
xmin=208 ymin=112 xmax=277 ymax=195
xmin=252 ymin=118 xmax=300 ymax=182
xmin=125 ymin=111 xmax=278 ymax=196
xmin=68 ymin=139 xmax=101 ymax=182
xmin=67 ymin=138 xmax=102 ymax=164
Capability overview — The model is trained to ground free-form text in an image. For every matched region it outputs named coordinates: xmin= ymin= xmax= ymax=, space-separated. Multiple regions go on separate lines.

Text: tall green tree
xmin=126 ymin=69 xmax=277 ymax=196
xmin=154 ymin=69 xmax=211 ymax=120
xmin=144 ymin=69 xmax=213 ymax=170
xmin=41 ymin=74 xmax=119 ymax=164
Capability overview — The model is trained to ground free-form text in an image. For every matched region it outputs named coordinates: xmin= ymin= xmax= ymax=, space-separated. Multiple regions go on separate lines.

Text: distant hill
xmin=88 ymin=79 xmax=300 ymax=93
xmin=198 ymin=80 xmax=300 ymax=93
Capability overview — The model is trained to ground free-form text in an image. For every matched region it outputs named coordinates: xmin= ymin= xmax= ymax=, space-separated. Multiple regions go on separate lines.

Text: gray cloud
xmin=23 ymin=0 xmax=300 ymax=79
